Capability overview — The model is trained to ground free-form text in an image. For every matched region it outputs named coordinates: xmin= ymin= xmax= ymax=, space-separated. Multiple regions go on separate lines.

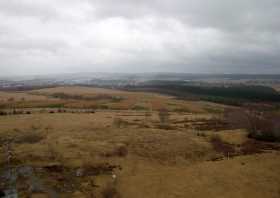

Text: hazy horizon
xmin=1 ymin=0 xmax=280 ymax=76
xmin=2 ymin=72 xmax=280 ymax=80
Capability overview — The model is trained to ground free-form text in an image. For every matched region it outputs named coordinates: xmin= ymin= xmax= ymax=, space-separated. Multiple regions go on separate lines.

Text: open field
xmin=0 ymin=86 xmax=280 ymax=198
xmin=0 ymin=86 xmax=227 ymax=113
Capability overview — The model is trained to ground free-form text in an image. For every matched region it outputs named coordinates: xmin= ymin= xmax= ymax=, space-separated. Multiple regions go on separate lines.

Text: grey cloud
xmin=0 ymin=0 xmax=58 ymax=20
xmin=90 ymin=0 xmax=280 ymax=31
xmin=0 ymin=38 xmax=68 ymax=53
xmin=0 ymin=0 xmax=279 ymax=75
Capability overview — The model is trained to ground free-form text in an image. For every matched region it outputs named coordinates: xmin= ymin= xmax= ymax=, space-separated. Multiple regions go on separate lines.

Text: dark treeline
xmin=125 ymin=81 xmax=280 ymax=105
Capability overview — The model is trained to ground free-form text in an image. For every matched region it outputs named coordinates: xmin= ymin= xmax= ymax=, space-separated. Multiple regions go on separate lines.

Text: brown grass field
xmin=0 ymin=86 xmax=279 ymax=198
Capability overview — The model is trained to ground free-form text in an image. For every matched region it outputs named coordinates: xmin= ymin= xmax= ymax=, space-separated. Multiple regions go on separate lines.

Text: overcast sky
xmin=0 ymin=0 xmax=280 ymax=76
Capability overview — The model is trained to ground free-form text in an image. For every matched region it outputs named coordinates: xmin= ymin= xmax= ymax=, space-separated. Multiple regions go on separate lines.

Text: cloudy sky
xmin=0 ymin=0 xmax=280 ymax=76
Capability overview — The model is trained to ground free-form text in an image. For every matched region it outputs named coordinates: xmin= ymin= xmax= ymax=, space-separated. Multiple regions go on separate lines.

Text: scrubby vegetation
xmin=246 ymin=112 xmax=280 ymax=142
xmin=225 ymin=108 xmax=280 ymax=142
xmin=210 ymin=134 xmax=235 ymax=158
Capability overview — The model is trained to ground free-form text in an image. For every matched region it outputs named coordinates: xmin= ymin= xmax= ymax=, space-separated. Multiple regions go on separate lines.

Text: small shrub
xmin=43 ymin=162 xmax=64 ymax=173
xmin=210 ymin=134 xmax=235 ymax=157
xmin=197 ymin=132 xmax=206 ymax=137
xmin=0 ymin=111 xmax=7 ymax=116
xmin=99 ymin=104 xmax=109 ymax=109
xmin=157 ymin=124 xmax=176 ymax=130
xmin=158 ymin=108 xmax=172 ymax=129
xmin=79 ymin=162 xmax=121 ymax=176
xmin=173 ymin=107 xmax=191 ymax=113
xmin=12 ymin=109 xmax=24 ymax=115
xmin=31 ymin=125 xmax=40 ymax=130
xmin=102 ymin=183 xmax=120 ymax=198
xmin=144 ymin=111 xmax=151 ymax=121
xmin=132 ymin=105 xmax=147 ymax=111
xmin=7 ymin=97 xmax=14 ymax=102
xmin=15 ymin=132 xmax=44 ymax=144
xmin=103 ymin=144 xmax=128 ymax=158
xmin=47 ymin=143 xmax=61 ymax=161
xmin=113 ymin=117 xmax=128 ymax=128
xmin=158 ymin=108 xmax=170 ymax=124
xmin=115 ymin=144 xmax=128 ymax=157
xmin=57 ymin=108 xmax=66 ymax=113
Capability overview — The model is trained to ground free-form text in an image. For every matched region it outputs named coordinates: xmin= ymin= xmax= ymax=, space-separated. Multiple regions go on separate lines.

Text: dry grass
xmin=0 ymin=86 xmax=221 ymax=112
xmin=117 ymin=152 xmax=280 ymax=198
xmin=0 ymin=86 xmax=279 ymax=198
xmin=0 ymin=91 xmax=48 ymax=101
xmin=215 ymin=129 xmax=248 ymax=145
xmin=14 ymin=132 xmax=44 ymax=144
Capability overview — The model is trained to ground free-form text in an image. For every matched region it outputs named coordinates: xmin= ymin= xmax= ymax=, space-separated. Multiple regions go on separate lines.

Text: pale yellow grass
xmin=0 ymin=112 xmax=279 ymax=198
xmin=0 ymin=91 xmax=49 ymax=101
xmin=118 ymin=152 xmax=280 ymax=198
xmin=211 ymin=129 xmax=248 ymax=145
xmin=0 ymin=113 xmax=212 ymax=166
